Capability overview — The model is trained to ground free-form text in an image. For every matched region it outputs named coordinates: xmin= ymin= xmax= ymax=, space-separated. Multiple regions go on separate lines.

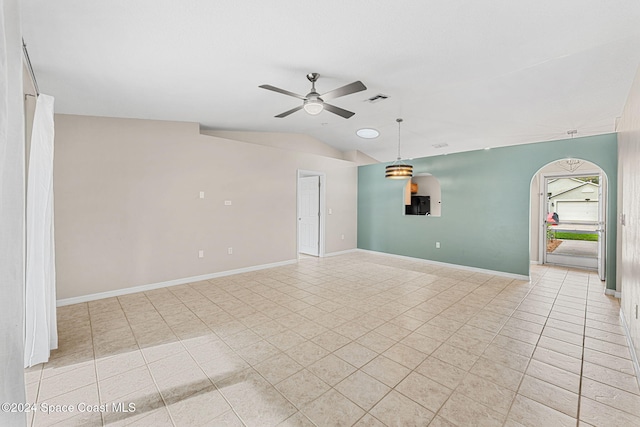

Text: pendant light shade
xmin=385 ymin=118 xmax=413 ymax=179
xmin=385 ymin=164 xmax=414 ymax=179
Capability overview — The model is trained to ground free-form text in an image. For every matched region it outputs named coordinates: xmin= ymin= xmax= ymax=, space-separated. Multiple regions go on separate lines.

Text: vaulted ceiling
xmin=21 ymin=0 xmax=640 ymax=161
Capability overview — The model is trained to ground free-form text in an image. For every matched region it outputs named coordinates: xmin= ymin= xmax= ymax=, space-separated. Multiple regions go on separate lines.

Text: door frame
xmin=297 ymin=170 xmax=326 ymax=258
xmin=538 ymin=169 xmax=607 ymax=279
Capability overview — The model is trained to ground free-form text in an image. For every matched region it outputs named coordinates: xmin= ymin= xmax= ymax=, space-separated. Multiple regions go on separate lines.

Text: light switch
xmin=328 ymin=208 xmax=333 ymax=215
xmin=198 ymin=250 xmax=204 ymax=258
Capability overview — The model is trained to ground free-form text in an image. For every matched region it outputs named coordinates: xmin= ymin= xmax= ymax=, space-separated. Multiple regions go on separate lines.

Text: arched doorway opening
xmin=530 ymin=158 xmax=607 ymax=281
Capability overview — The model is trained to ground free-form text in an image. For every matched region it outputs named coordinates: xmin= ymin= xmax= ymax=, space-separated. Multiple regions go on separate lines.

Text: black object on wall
xmin=406 ymin=196 xmax=430 ymax=215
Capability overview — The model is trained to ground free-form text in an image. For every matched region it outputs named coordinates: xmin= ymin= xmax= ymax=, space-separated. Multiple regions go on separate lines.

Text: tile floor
xmin=24 ymin=252 xmax=640 ymax=426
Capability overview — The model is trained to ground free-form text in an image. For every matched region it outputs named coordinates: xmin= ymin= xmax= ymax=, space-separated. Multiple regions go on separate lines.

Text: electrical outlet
xmin=228 ymin=247 xmax=233 ymax=255
xmin=198 ymin=250 xmax=204 ymax=258
xmin=199 ymin=191 xmax=205 ymax=199
xmin=436 ymin=242 xmax=440 ymax=249
xmin=224 ymin=200 xmax=232 ymax=206
xmin=329 ymin=208 xmax=333 ymax=215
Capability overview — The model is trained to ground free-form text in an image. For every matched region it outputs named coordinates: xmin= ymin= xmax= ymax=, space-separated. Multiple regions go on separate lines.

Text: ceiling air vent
xmin=366 ymin=94 xmax=388 ymax=103
xmin=432 ymin=143 xmax=449 ymax=148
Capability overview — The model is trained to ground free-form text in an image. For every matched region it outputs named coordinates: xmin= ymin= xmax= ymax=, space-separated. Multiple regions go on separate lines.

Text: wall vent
xmin=366 ymin=94 xmax=388 ymax=103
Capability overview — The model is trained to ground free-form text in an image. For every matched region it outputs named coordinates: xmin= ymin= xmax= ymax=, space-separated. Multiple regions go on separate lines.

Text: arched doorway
xmin=530 ymin=158 xmax=607 ymax=281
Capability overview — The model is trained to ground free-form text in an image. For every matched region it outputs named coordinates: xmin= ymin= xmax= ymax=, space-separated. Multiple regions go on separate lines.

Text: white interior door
xmin=298 ymin=176 xmax=320 ymax=256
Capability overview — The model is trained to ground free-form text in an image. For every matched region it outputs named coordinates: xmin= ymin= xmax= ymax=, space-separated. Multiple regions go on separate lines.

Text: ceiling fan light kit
xmin=303 ymin=98 xmax=324 ymax=115
xmin=260 ymin=72 xmax=366 ymax=119
xmin=385 ymin=118 xmax=413 ymax=179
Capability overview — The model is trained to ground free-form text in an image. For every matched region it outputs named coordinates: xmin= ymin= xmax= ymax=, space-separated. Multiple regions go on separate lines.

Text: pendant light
xmin=385 ymin=118 xmax=413 ymax=179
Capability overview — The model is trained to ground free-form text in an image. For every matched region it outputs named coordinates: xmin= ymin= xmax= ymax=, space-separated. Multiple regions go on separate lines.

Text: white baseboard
xmin=620 ymin=309 xmax=640 ymax=389
xmin=605 ymin=289 xmax=622 ymax=298
xmin=324 ymin=249 xmax=358 ymax=257
xmin=56 ymin=249 xmax=529 ymax=306
xmin=56 ymin=259 xmax=298 ymax=307
xmin=356 ymin=249 xmax=530 ymax=281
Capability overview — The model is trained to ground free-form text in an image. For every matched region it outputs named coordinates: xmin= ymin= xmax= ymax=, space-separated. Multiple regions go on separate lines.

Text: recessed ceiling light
xmin=356 ymin=128 xmax=379 ymax=139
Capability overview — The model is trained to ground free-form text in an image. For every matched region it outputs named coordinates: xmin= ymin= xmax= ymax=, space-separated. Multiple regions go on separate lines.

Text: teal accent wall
xmin=358 ymin=134 xmax=618 ymax=288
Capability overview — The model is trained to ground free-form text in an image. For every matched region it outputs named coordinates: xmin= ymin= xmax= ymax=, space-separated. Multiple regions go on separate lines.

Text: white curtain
xmin=1 ymin=0 xmax=28 ymax=424
xmin=24 ymin=93 xmax=58 ymax=367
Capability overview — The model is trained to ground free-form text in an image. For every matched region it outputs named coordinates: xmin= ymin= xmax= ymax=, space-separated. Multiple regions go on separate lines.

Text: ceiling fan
xmin=259 ymin=73 xmax=366 ymax=119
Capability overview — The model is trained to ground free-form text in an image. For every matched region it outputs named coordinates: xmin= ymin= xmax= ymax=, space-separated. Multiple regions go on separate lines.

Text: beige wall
xmin=54 ymin=115 xmax=358 ymax=300
xmin=343 ymin=149 xmax=379 ymax=165
xmin=617 ymin=65 xmax=640 ymax=373
xmin=203 ymin=130 xmax=379 ymax=166
xmin=202 ymin=129 xmax=346 ymax=160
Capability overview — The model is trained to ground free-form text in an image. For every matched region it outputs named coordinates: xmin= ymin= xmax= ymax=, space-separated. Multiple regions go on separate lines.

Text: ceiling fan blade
xmin=259 ymin=84 xmax=307 ymax=100
xmin=275 ymin=105 xmax=304 ymax=118
xmin=320 ymin=81 xmax=367 ymax=100
xmin=323 ymin=103 xmax=355 ymax=119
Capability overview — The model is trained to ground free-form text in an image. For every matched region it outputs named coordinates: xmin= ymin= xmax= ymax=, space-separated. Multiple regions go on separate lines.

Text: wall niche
xmin=404 ymin=173 xmax=441 ymax=216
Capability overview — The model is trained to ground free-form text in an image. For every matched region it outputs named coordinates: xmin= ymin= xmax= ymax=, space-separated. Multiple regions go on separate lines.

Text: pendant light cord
xmin=385 ymin=117 xmax=413 ymax=179
xmin=396 ymin=118 xmax=403 ymax=161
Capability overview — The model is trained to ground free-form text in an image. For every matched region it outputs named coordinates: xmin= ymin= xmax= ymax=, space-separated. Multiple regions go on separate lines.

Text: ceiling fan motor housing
xmin=306 ymin=73 xmax=320 ymax=83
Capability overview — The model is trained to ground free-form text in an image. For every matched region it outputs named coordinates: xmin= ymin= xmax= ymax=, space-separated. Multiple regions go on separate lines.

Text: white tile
xmin=36 ymin=256 xmax=639 ymax=427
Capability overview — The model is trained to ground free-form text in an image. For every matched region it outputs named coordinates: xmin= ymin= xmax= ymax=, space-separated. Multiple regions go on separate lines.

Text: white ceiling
xmin=21 ymin=0 xmax=640 ymax=162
